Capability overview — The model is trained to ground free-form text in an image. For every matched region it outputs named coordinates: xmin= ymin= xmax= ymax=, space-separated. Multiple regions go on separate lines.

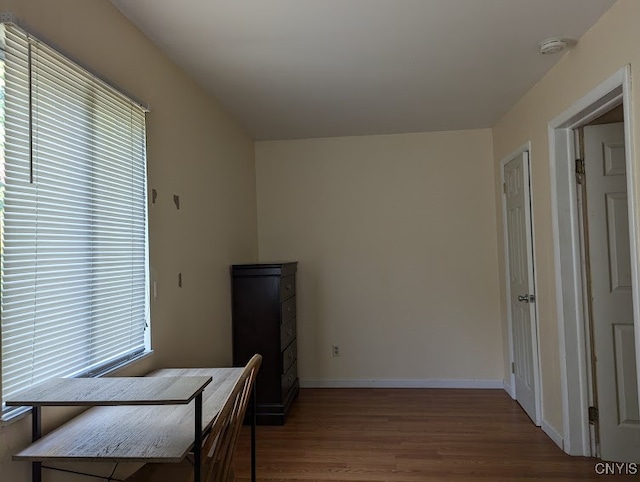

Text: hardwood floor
xmin=234 ymin=388 xmax=634 ymax=481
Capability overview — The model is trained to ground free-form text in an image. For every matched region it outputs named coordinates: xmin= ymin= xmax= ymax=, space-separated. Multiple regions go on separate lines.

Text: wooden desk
xmin=7 ymin=371 xmax=244 ymax=482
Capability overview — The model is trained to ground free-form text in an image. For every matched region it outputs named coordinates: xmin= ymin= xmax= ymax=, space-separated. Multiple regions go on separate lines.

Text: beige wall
xmin=492 ymin=0 xmax=638 ymax=437
xmin=255 ymin=129 xmax=503 ymax=383
xmin=0 ymin=1 xmax=258 ymax=480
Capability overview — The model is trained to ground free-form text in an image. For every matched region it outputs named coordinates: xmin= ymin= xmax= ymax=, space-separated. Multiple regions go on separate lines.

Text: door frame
xmin=548 ymin=65 xmax=638 ymax=456
xmin=500 ymin=142 xmax=542 ymax=426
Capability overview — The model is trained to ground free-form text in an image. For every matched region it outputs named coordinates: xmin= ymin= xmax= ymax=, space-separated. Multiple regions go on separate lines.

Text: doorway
xmin=549 ymin=66 xmax=640 ymax=459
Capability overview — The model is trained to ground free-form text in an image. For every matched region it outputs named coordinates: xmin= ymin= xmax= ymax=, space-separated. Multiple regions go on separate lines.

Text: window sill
xmin=1 ymin=350 xmax=155 ymax=427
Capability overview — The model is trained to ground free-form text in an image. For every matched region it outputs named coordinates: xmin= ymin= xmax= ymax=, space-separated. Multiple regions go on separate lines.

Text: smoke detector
xmin=539 ymin=37 xmax=574 ymax=55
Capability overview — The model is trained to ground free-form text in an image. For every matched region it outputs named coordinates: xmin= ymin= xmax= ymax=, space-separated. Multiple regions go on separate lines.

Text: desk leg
xmin=31 ymin=406 xmax=41 ymax=482
xmin=251 ymin=381 xmax=256 ymax=482
xmin=194 ymin=393 xmax=203 ymax=482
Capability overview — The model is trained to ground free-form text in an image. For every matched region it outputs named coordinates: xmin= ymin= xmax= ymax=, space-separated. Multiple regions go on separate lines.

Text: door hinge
xmin=588 ymin=406 xmax=599 ymax=424
xmin=511 ymin=362 xmax=515 ymax=374
xmin=503 ymin=182 xmax=507 ymax=194
xmin=575 ymin=158 xmax=585 ymax=184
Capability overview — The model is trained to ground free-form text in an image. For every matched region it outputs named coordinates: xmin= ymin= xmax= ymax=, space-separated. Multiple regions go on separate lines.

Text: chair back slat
xmin=202 ymin=354 xmax=262 ymax=482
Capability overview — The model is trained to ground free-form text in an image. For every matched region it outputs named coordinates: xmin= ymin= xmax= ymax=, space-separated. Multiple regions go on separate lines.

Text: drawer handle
xmin=288 ymin=351 xmax=294 ymax=359
xmin=286 ymin=284 xmax=292 ymax=291
xmin=287 ymin=328 xmax=293 ymax=337
xmin=287 ymin=306 xmax=292 ymax=313
xmin=288 ymin=374 xmax=294 ymax=382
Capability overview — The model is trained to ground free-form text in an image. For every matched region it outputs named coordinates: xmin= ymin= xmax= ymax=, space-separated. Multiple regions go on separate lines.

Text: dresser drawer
xmin=280 ymin=275 xmax=295 ymax=301
xmin=282 ymin=360 xmax=297 ymax=397
xmin=282 ymin=340 xmax=297 ymax=374
xmin=280 ymin=318 xmax=296 ymax=349
xmin=281 ymin=296 xmax=296 ymax=324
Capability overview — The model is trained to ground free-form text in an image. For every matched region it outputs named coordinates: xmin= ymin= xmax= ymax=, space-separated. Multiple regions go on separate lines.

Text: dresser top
xmin=232 ymin=262 xmax=297 ymax=277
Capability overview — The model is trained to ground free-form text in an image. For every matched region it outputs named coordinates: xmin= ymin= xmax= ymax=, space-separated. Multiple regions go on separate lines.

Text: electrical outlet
xmin=332 ymin=345 xmax=340 ymax=357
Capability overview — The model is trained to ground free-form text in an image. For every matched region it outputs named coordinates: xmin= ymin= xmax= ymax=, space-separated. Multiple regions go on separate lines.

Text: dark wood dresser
xmin=231 ymin=262 xmax=299 ymax=425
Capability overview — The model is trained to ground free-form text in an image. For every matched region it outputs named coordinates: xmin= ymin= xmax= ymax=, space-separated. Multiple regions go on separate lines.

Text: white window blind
xmin=0 ymin=24 xmax=150 ymax=411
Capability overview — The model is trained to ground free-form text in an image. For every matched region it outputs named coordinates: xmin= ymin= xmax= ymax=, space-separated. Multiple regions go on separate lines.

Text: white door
xmin=503 ymin=151 xmax=539 ymax=424
xmin=584 ymin=122 xmax=640 ymax=462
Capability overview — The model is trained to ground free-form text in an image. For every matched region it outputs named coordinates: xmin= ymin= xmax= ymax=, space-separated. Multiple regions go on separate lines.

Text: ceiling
xmin=111 ymin=0 xmax=616 ymax=140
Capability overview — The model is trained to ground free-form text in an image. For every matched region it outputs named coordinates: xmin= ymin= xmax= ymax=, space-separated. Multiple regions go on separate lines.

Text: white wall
xmin=256 ymin=129 xmax=504 ymax=385
xmin=0 ymin=1 xmax=258 ymax=480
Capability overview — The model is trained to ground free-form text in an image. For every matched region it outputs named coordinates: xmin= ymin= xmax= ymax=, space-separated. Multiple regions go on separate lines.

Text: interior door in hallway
xmin=583 ymin=122 xmax=640 ymax=462
xmin=503 ymin=151 xmax=539 ymax=424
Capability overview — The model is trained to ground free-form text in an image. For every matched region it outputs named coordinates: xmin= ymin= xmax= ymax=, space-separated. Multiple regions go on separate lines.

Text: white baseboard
xmin=541 ymin=419 xmax=564 ymax=450
xmin=503 ymin=379 xmax=516 ymax=399
xmin=299 ymin=378 xmax=503 ymax=389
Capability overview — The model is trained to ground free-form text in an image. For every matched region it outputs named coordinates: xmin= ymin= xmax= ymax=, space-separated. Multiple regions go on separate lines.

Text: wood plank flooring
xmin=234 ymin=388 xmax=634 ymax=481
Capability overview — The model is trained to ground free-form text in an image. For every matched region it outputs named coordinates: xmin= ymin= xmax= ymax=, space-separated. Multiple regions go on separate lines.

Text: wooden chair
xmin=127 ymin=354 xmax=262 ymax=482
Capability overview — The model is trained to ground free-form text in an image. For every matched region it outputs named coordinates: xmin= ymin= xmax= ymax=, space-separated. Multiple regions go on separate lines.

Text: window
xmin=0 ymin=24 xmax=150 ymax=414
